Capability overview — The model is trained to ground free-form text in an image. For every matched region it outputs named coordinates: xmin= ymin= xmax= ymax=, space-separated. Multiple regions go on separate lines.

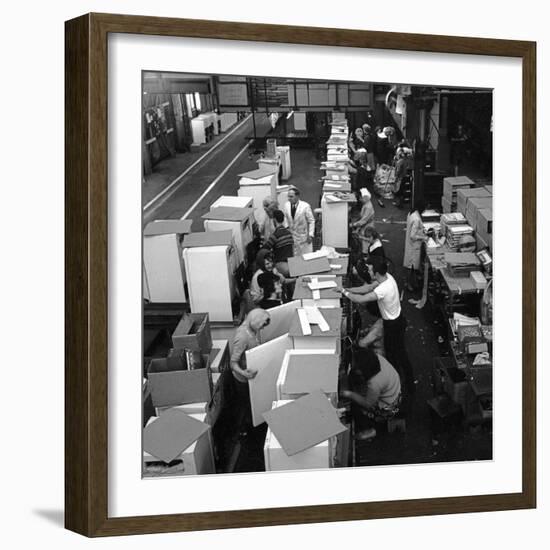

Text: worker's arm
xmin=341 ymin=289 xmax=378 ymax=304
xmin=230 ymin=360 xmax=257 ymax=380
xmin=230 ymin=338 xmax=258 ymax=380
xmin=346 ymin=281 xmax=379 ymax=294
xmin=305 ymin=204 xmax=315 ymax=242
xmin=340 ymin=388 xmax=378 ymax=409
xmin=411 ymin=218 xmax=427 ymax=242
xmin=358 ymin=323 xmax=383 ymax=348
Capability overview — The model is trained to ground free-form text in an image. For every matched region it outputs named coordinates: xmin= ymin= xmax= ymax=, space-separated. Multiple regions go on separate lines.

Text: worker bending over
xmin=340 ymin=256 xmax=415 ymax=391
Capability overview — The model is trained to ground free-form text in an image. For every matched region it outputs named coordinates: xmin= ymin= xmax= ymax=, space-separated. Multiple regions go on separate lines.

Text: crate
xmin=143 ymin=413 xmax=215 ymax=475
xmin=147 ymin=358 xmax=211 ymax=408
xmin=476 ymin=208 xmax=493 ymax=242
xmin=456 ymin=188 xmax=491 ymax=216
xmin=442 ymin=196 xmax=454 ymax=213
xmin=172 ymin=312 xmax=212 ymax=353
xmin=442 ymin=176 xmax=475 ymax=202
xmin=465 ymin=197 xmax=493 ymax=229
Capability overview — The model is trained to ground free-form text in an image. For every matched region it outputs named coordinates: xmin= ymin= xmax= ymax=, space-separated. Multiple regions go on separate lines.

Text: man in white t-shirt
xmin=341 ymin=256 xmax=415 ymax=390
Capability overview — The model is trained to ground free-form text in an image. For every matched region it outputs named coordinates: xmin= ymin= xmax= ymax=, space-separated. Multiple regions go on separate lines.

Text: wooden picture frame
xmin=65 ymin=12 xmax=536 ymax=537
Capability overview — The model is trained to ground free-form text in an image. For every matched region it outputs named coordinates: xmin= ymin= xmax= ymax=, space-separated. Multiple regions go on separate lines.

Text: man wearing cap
xmin=283 ymin=186 xmax=315 ymax=255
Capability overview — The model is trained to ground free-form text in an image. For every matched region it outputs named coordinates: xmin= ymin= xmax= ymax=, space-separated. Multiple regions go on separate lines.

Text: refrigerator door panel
xmin=144 ymin=234 xmax=187 ymax=303
xmin=183 ymin=246 xmax=234 ymax=322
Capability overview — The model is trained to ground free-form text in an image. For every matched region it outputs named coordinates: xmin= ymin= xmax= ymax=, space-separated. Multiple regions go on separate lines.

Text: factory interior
xmin=141 ymin=72 xmax=494 ymax=477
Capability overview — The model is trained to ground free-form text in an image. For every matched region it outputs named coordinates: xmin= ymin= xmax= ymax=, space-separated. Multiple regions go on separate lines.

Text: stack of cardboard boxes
xmin=442 ymin=176 xmax=493 ymax=253
xmin=143 ymin=312 xmax=217 ymax=476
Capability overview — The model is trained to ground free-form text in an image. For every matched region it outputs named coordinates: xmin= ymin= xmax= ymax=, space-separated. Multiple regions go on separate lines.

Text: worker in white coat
xmin=283 ymin=186 xmax=315 ymax=255
xmin=403 ymin=198 xmax=427 ymax=291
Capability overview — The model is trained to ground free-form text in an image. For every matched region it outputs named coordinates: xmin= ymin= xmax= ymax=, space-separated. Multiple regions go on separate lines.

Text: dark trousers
xmin=232 ymin=376 xmax=253 ymax=432
xmin=383 ymin=314 xmax=414 ymax=390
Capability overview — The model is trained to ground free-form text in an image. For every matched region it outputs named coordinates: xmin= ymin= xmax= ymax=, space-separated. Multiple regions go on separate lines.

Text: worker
xmin=357 ymin=316 xmax=385 ymax=357
xmin=249 ymin=249 xmax=285 ymax=305
xmin=403 ymin=198 xmax=427 ymax=292
xmin=392 ymin=147 xmax=411 ymax=208
xmin=359 ymin=226 xmax=385 ymax=259
xmin=261 ymin=209 xmax=294 ymax=277
xmin=230 ymin=308 xmax=271 ymax=434
xmin=348 ymin=127 xmax=365 ymax=157
xmin=340 ymin=346 xmax=401 ymax=440
xmin=259 ymin=197 xmax=279 ymax=243
xmin=257 ymin=271 xmax=283 ymax=309
xmin=340 ymin=255 xmax=415 ymax=391
xmin=351 ymin=188 xmax=375 ymax=238
xmin=283 ymin=186 xmax=315 ymax=255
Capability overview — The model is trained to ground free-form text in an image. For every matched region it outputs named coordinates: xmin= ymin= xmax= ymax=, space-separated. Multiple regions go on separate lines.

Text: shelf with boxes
xmin=440 ymin=313 xmax=493 ymax=426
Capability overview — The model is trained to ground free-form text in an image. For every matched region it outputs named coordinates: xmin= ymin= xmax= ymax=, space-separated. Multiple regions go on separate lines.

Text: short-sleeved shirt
xmin=373 ymin=273 xmax=401 ymax=320
xmin=364 ymin=355 xmax=401 ymax=408
xmin=230 ymin=324 xmax=260 ymax=382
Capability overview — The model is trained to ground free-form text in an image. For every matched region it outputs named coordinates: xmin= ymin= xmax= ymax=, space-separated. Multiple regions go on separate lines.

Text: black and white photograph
xmin=141 ymin=71 xmax=494 ymax=477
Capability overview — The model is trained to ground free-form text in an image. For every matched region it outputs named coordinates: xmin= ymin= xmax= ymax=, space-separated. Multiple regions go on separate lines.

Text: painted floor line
xmin=143 ymin=114 xmax=252 ymax=211
xmin=180 ymin=141 xmax=252 ymax=220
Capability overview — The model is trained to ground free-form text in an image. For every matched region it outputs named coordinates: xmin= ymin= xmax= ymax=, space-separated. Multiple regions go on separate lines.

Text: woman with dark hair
xmin=403 ymin=198 xmax=427 ymax=292
xmin=348 ymin=127 xmax=366 ymax=157
xmin=257 ymin=271 xmax=283 ymax=309
xmin=249 ymin=249 xmax=285 ymax=305
xmin=358 ymin=225 xmax=385 ymax=258
xmin=341 ymin=346 xmax=401 ymax=440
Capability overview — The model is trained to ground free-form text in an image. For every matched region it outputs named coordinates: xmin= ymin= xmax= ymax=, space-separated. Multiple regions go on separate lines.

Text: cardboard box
xmin=475 ymin=232 xmax=492 ymax=253
xmin=456 ymin=188 xmax=491 ymax=215
xmin=208 ymin=339 xmax=229 ymax=373
xmin=444 ymin=252 xmax=481 ymax=277
xmin=465 ymin=197 xmax=493 ymax=228
xmin=263 ymin=399 xmax=335 ymax=471
xmin=442 ymin=196 xmax=454 ymax=213
xmin=457 ymin=325 xmax=488 ymax=355
xmin=143 ymin=413 xmax=215 ymax=475
xmin=289 ymin=307 xmax=343 ymax=352
xmin=172 ymin=312 xmax=212 ymax=352
xmin=470 ymin=270 xmax=488 ymax=290
xmin=166 ymin=348 xmax=187 ymax=370
xmin=147 ymin=358 xmax=211 ymax=408
xmin=264 ymin=427 xmax=332 ymax=471
xmin=276 ymin=350 xmax=339 ymax=403
xmin=155 ymin=402 xmax=208 ymax=417
xmin=476 ymin=208 xmax=493 ymax=237
xmin=442 ymin=176 xmax=475 ymax=201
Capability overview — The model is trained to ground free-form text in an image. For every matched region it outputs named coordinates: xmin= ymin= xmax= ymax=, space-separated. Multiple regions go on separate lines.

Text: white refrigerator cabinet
xmin=182 ymin=242 xmax=237 ymax=322
xmin=143 ymin=219 xmax=192 ymax=303
xmin=202 ymin=206 xmax=255 ymax=266
xmin=321 ymin=193 xmax=354 ymax=248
